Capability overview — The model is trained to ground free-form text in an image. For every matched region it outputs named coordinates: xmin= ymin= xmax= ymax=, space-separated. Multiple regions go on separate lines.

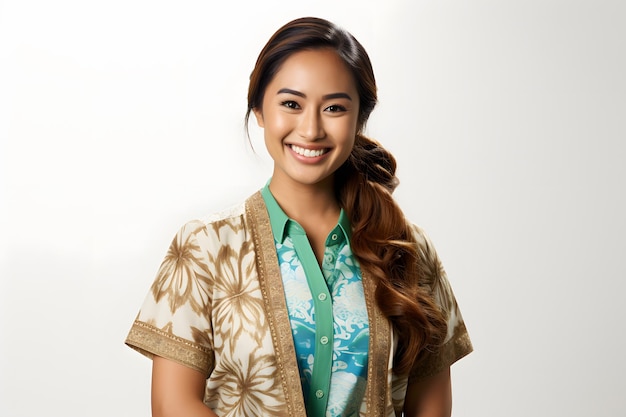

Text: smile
xmin=290 ymin=144 xmax=329 ymax=158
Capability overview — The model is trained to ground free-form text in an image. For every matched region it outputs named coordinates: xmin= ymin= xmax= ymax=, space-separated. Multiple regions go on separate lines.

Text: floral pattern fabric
xmin=276 ymin=228 xmax=369 ymax=416
xmin=124 ymin=191 xmax=473 ymax=417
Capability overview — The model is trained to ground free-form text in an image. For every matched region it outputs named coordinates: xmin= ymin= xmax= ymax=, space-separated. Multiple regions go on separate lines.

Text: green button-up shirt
xmin=261 ymin=184 xmax=370 ymax=417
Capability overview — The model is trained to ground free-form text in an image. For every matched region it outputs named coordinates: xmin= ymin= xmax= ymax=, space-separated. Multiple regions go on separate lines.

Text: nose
xmin=297 ymin=108 xmax=324 ymax=141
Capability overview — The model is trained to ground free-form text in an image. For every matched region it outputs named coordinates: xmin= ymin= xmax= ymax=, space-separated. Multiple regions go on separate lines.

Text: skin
xmin=404 ymin=368 xmax=453 ymax=417
xmin=151 ymin=356 xmax=217 ymax=417
xmin=253 ymin=48 xmax=360 ymax=263
xmin=151 ymin=47 xmax=452 ymax=417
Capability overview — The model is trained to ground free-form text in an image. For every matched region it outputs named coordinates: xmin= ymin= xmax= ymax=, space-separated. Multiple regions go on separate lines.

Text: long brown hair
xmin=246 ymin=17 xmax=446 ymax=375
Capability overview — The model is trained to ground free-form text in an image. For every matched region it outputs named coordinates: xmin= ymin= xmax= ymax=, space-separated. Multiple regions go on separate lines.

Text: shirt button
xmin=320 ymin=336 xmax=329 ymax=345
xmin=318 ymin=293 xmax=327 ymax=301
xmin=315 ymin=389 xmax=324 ymax=399
xmin=331 ymin=233 xmax=338 ymax=241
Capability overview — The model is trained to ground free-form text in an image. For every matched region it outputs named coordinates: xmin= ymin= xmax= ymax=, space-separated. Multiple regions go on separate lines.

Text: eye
xmin=281 ymin=100 xmax=301 ymax=110
xmin=325 ymin=104 xmax=347 ymax=113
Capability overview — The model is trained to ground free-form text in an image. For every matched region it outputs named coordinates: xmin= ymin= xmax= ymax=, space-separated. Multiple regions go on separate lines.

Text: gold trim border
xmin=246 ymin=192 xmax=306 ymax=417
xmin=125 ymin=320 xmax=214 ymax=376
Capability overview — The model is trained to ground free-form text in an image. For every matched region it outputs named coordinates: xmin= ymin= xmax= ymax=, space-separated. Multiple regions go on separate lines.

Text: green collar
xmin=260 ymin=181 xmax=352 ymax=243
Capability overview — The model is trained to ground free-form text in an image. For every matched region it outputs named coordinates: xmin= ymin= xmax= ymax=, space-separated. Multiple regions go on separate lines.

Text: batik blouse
xmin=125 ymin=190 xmax=473 ymax=416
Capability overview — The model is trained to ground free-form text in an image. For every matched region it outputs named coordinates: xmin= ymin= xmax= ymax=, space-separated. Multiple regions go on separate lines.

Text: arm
xmin=151 ymin=355 xmax=218 ymax=417
xmin=403 ymin=367 xmax=452 ymax=417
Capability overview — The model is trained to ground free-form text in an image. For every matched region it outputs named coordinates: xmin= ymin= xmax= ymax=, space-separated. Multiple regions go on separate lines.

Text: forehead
xmin=267 ymin=48 xmax=358 ymax=96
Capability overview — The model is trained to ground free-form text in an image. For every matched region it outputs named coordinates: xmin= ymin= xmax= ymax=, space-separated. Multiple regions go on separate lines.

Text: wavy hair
xmin=246 ymin=17 xmax=446 ymax=375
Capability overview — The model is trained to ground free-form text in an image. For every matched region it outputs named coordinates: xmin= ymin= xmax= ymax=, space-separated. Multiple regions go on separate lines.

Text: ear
xmin=252 ymin=107 xmax=264 ymax=128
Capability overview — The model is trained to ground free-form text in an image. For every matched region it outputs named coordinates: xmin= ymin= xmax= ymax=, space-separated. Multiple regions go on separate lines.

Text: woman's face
xmin=253 ymin=48 xmax=360 ymax=192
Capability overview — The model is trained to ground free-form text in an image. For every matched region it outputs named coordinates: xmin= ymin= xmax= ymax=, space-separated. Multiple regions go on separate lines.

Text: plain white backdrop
xmin=1 ymin=1 xmax=625 ymax=416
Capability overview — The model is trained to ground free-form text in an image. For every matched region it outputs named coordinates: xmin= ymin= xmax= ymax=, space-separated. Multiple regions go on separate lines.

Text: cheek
xmin=262 ymin=108 xmax=291 ymax=135
xmin=331 ymin=117 xmax=358 ymax=143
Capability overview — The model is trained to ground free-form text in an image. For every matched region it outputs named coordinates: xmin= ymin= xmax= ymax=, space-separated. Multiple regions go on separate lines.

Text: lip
xmin=286 ymin=143 xmax=331 ymax=163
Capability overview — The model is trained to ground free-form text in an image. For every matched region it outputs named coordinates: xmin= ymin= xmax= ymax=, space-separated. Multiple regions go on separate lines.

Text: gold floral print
xmin=412 ymin=224 xmax=458 ymax=321
xmin=191 ymin=326 xmax=212 ymax=346
xmin=212 ymin=240 xmax=267 ymax=350
xmin=404 ymin=224 xmax=473 ymax=387
xmin=211 ymin=216 xmax=245 ymax=236
xmin=206 ymin=351 xmax=287 ymax=416
xmin=150 ymin=223 xmax=213 ymax=315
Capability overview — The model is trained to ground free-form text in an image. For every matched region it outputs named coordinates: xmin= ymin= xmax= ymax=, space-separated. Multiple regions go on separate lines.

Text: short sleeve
xmin=408 ymin=225 xmax=473 ymax=382
xmin=125 ymin=220 xmax=215 ymax=376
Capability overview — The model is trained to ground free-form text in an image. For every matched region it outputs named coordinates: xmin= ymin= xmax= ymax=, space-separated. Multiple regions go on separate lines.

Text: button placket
xmin=290 ymin=232 xmax=333 ymax=416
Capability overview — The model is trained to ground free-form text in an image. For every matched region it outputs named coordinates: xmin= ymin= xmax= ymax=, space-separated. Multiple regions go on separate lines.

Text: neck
xmin=268 ymin=176 xmax=340 ymax=226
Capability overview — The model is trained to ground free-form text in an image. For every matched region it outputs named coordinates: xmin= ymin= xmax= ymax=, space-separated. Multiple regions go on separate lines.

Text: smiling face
xmin=253 ymin=48 xmax=360 ymax=194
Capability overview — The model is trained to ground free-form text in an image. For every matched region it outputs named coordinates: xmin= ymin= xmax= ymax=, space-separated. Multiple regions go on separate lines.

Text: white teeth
xmin=290 ymin=144 xmax=327 ymax=157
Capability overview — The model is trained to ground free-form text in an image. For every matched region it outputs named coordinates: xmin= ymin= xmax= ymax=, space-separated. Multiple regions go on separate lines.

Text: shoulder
xmin=408 ymin=223 xmax=439 ymax=262
xmin=198 ymin=201 xmax=247 ymax=225
xmin=165 ymin=191 xmax=270 ymax=261
xmin=194 ymin=190 xmax=265 ymax=228
xmin=408 ymin=223 xmax=429 ymax=246
xmin=170 ymin=200 xmax=250 ymax=249
xmin=406 ymin=222 xmax=446 ymax=290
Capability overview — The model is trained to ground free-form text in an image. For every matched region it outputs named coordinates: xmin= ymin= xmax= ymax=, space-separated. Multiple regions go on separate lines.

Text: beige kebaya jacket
xmin=125 ymin=191 xmax=472 ymax=416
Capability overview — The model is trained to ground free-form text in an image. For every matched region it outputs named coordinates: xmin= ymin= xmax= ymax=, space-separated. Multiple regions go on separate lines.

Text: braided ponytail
xmin=336 ymin=134 xmax=447 ymax=374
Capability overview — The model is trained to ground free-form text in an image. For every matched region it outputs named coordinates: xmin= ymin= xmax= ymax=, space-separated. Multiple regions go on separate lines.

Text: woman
xmin=126 ymin=17 xmax=472 ymax=417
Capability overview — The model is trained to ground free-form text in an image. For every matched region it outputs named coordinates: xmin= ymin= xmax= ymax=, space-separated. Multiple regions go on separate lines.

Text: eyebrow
xmin=277 ymin=88 xmax=352 ymax=101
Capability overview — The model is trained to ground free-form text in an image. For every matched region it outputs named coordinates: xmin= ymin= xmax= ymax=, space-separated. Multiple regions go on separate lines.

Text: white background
xmin=1 ymin=1 xmax=625 ymax=416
